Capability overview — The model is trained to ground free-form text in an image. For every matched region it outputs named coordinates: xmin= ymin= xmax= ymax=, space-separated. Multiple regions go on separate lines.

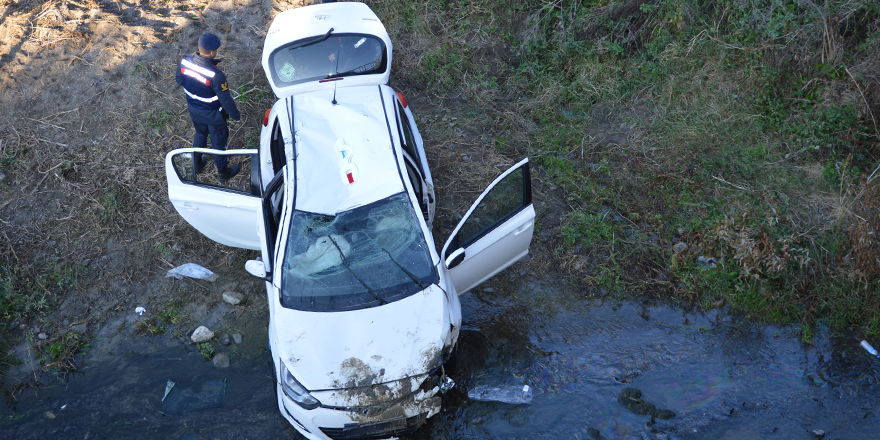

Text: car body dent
xmin=270 ymin=284 xmax=453 ymax=391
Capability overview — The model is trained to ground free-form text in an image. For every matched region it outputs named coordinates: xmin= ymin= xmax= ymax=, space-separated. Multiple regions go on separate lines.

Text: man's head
xmin=198 ymin=33 xmax=222 ymax=57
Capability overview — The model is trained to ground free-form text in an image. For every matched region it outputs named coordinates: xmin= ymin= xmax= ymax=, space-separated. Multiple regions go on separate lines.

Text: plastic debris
xmin=468 ymin=384 xmax=533 ymax=404
xmin=161 ymin=380 xmax=226 ymax=414
xmin=439 ymin=375 xmax=456 ymax=393
xmin=163 ymin=380 xmax=175 ymax=402
xmin=165 ymin=263 xmax=219 ymax=282
xmin=861 ymin=340 xmax=879 ymax=357
xmin=135 ymin=306 xmax=146 ymax=316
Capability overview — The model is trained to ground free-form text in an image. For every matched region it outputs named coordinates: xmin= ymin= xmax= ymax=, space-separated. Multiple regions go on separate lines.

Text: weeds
xmin=369 ymin=0 xmax=880 ymax=336
xmin=39 ymin=330 xmax=89 ymax=376
xmin=98 ymin=188 xmax=124 ymax=222
xmin=134 ymin=300 xmax=189 ymax=336
xmin=197 ymin=342 xmax=214 ymax=360
xmin=146 ymin=109 xmax=174 ymax=129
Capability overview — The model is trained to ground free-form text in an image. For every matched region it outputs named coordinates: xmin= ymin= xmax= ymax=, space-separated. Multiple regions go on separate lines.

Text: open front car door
xmin=441 ymin=158 xmax=535 ymax=295
xmin=165 ymin=148 xmax=262 ymax=250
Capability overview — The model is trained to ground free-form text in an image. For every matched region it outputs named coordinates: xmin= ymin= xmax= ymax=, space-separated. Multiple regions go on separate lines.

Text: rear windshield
xmin=268 ymin=33 xmax=386 ymax=86
xmin=280 ymin=193 xmax=437 ymax=312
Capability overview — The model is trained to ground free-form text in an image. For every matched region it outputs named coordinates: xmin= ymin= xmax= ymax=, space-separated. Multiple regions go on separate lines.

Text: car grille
xmin=319 ymin=413 xmax=427 ymax=440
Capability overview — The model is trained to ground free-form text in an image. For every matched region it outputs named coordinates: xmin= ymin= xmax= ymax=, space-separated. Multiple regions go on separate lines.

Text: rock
xmin=33 ymin=326 xmax=40 ymax=333
xmin=222 ymin=291 xmax=245 ymax=305
xmin=0 ymin=170 xmax=5 ymax=182
xmin=618 ymin=388 xmax=675 ymax=418
xmin=673 ymin=242 xmax=688 ymax=253
xmin=461 ymin=155 xmax=469 ymax=162
xmin=219 ymin=334 xmax=231 ymax=346
xmin=482 ymin=287 xmax=495 ymax=293
xmin=38 ymin=332 xmax=48 ymax=340
xmin=811 ymin=429 xmax=825 ymax=439
xmin=655 ymin=409 xmax=676 ymax=419
xmin=212 ymin=353 xmax=230 ymax=368
xmin=191 ymin=326 xmax=214 ymax=343
xmin=232 ymin=333 xmax=242 ymax=344
xmin=172 ymin=244 xmax=185 ymax=252
xmin=677 ymin=227 xmax=686 ymax=235
xmin=62 ymin=319 xmax=70 ymax=326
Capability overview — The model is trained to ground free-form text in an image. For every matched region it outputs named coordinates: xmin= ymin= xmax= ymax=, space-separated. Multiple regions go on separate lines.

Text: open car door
xmin=441 ymin=158 xmax=535 ymax=295
xmin=165 ymin=148 xmax=262 ymax=250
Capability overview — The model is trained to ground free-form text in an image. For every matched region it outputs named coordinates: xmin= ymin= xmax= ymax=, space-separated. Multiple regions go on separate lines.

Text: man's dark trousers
xmin=192 ymin=120 xmax=229 ymax=170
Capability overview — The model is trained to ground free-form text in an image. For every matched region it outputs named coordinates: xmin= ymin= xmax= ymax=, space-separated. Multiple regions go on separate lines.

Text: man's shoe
xmin=218 ymin=164 xmax=241 ymax=183
xmin=194 ymin=155 xmax=209 ymax=175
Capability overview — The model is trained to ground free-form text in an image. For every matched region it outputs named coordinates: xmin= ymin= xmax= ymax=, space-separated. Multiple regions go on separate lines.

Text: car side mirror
xmin=445 ymin=248 xmax=465 ymax=269
xmin=245 ymin=259 xmax=272 ymax=282
xmin=171 ymin=152 xmax=197 ymax=182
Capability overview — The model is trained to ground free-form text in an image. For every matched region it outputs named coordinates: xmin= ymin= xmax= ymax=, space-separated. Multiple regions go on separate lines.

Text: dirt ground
xmin=0 ymin=0 xmax=570 ymax=390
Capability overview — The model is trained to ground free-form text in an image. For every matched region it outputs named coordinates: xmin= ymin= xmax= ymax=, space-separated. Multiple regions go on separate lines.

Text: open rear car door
xmin=441 ymin=158 xmax=535 ymax=294
xmin=165 ymin=148 xmax=262 ymax=250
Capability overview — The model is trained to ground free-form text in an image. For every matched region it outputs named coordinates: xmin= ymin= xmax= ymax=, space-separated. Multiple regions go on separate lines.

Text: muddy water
xmin=3 ymin=281 xmax=879 ymax=439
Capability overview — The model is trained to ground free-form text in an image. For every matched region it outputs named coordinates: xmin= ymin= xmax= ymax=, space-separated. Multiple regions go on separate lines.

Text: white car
xmin=164 ymin=3 xmax=535 ymax=439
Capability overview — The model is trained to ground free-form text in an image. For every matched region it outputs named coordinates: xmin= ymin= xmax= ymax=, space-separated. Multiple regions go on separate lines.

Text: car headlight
xmin=280 ymin=360 xmax=320 ymax=410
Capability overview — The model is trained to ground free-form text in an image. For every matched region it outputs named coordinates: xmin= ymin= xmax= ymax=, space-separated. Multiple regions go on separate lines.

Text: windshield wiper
xmin=328 ymin=236 xmax=386 ymax=305
xmin=381 ymin=248 xmax=428 ymax=290
xmin=286 ymin=27 xmax=334 ymax=51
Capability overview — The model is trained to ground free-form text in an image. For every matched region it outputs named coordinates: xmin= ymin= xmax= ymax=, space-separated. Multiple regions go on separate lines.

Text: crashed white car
xmin=164 ymin=3 xmax=535 ymax=439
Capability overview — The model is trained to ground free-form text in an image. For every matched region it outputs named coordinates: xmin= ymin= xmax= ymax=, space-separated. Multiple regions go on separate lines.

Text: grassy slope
xmin=370 ymin=0 xmax=880 ymax=338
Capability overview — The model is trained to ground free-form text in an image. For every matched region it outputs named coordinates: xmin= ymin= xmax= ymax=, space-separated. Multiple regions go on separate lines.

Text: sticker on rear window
xmin=279 ymin=62 xmax=296 ymax=81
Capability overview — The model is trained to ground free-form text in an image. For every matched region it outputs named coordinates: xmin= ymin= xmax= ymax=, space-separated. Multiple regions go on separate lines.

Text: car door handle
xmin=181 ymin=202 xmax=199 ymax=211
xmin=514 ymin=223 xmax=533 ymax=236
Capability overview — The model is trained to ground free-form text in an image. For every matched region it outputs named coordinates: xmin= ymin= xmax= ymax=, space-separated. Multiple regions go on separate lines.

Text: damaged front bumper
xmin=278 ymin=373 xmax=444 ymax=440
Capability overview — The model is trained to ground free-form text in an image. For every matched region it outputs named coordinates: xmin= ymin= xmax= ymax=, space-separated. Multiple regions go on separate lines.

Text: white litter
xmin=134 ymin=306 xmax=146 ymax=316
xmin=165 ymin=263 xmax=219 ymax=282
xmin=162 ymin=380 xmax=176 ymax=401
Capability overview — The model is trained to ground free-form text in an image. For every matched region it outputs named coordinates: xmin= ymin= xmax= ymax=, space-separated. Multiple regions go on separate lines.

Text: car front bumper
xmin=277 ymin=383 xmax=442 ymax=440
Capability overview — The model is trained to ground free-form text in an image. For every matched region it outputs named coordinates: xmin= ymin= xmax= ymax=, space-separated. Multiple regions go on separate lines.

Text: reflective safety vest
xmin=175 ymin=54 xmax=241 ymax=125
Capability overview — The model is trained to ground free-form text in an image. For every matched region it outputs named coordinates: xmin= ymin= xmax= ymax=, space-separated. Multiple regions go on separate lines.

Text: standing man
xmin=176 ymin=33 xmax=241 ymax=183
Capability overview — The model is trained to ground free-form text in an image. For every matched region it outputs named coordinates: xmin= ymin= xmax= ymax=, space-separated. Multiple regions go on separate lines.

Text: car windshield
xmin=280 ymin=193 xmax=437 ymax=312
xmin=268 ymin=33 xmax=386 ymax=86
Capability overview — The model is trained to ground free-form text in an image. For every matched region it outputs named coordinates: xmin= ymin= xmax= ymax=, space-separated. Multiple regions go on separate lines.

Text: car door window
xmin=171 ymin=150 xmax=258 ymax=195
xmin=402 ymin=155 xmax=428 ymax=220
xmin=270 ymin=119 xmax=286 ymax=175
xmin=396 ymin=102 xmax=421 ymax=173
xmin=445 ymin=163 xmax=530 ymax=257
xmin=262 ymin=168 xmax=286 ymax=266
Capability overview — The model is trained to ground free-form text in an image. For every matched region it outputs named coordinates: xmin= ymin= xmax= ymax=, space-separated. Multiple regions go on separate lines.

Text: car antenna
xmin=332 ymin=50 xmax=340 ymax=105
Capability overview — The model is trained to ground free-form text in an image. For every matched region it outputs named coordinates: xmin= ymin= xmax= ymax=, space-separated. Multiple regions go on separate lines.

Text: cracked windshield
xmin=281 ymin=193 xmax=436 ymax=312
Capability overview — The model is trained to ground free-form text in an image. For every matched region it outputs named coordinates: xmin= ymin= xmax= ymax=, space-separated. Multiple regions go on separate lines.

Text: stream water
xmin=2 ymin=280 xmax=878 ymax=439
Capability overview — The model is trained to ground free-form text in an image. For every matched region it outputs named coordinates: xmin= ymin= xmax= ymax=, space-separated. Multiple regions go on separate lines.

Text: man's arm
xmin=212 ymin=71 xmax=241 ymax=121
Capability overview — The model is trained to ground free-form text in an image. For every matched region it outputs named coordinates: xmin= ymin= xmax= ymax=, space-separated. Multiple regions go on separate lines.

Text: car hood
xmin=273 ymin=284 xmax=451 ymax=391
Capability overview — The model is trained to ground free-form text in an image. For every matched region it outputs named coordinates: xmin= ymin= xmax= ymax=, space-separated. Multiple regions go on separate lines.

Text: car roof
xmin=262 ymin=3 xmax=393 ymax=99
xmin=283 ymin=85 xmax=405 ymax=216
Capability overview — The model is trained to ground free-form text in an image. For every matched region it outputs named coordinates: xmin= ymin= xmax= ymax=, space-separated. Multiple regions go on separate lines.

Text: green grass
xmin=146 ymin=109 xmax=174 ymax=129
xmin=99 ymin=188 xmax=124 ymax=222
xmin=370 ymin=0 xmax=880 ymax=337
xmin=134 ymin=299 xmax=189 ymax=336
xmin=197 ymin=342 xmax=215 ymax=360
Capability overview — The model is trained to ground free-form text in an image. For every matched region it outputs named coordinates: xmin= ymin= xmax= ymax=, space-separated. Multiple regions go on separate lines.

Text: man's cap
xmin=199 ymin=33 xmax=222 ymax=51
